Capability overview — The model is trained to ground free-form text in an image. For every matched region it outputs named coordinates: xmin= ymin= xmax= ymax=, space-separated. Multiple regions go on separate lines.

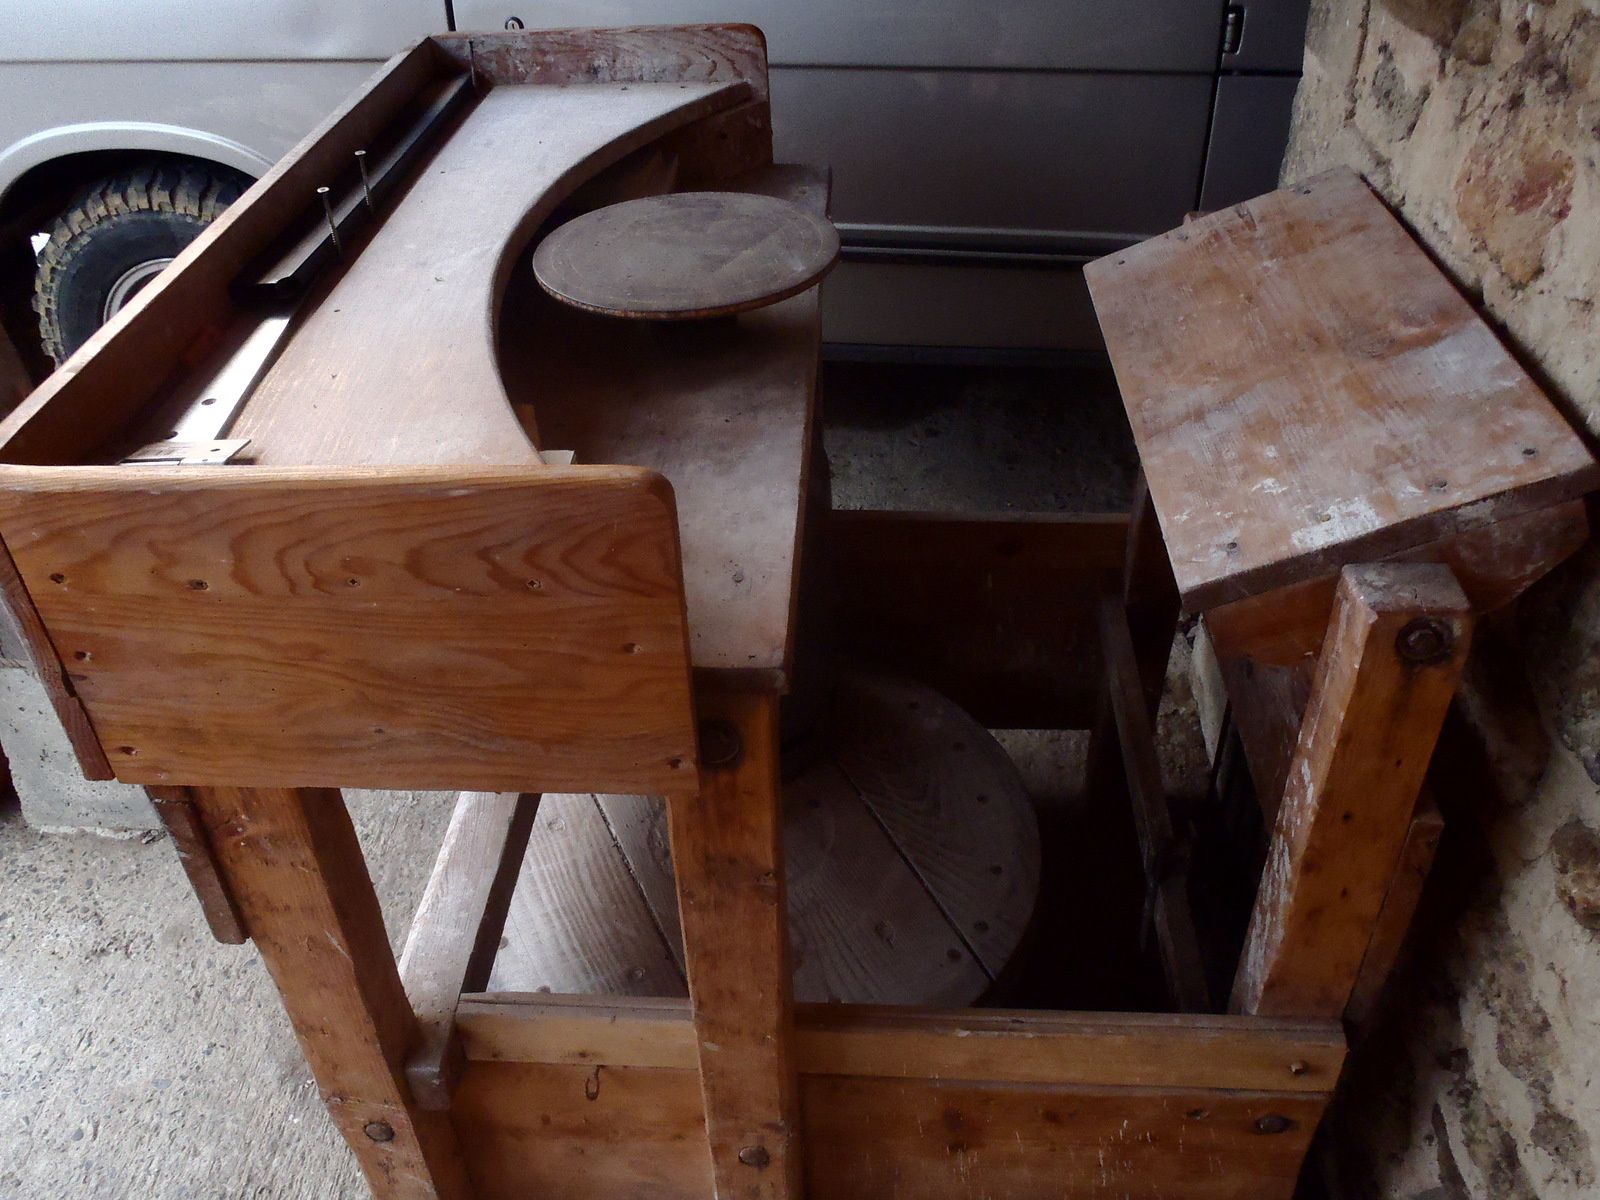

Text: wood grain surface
xmin=483 ymin=672 xmax=1037 ymax=1006
xmin=234 ymin=80 xmax=749 ymax=468
xmin=533 ymin=191 xmax=837 ymax=319
xmin=0 ymin=466 xmax=697 ymax=794
xmin=1086 ymin=167 xmax=1600 ymax=610
xmin=1233 ymin=564 xmax=1470 ymax=1017
xmin=518 ymin=165 xmax=825 ymax=682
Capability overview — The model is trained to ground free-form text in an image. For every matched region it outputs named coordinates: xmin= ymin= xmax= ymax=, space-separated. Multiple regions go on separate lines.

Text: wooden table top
xmin=1086 ymin=168 xmax=1598 ymax=610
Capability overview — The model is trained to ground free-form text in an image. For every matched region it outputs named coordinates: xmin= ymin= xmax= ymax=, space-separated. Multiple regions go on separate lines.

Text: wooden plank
xmin=0 ymin=531 xmax=112 ymax=777
xmin=189 ymin=786 xmax=471 ymax=1199
xmin=1205 ymin=498 xmax=1590 ymax=666
xmin=1086 ymin=167 xmax=1600 ymax=611
xmin=522 ymin=164 xmax=825 ymax=684
xmin=1233 ymin=563 xmax=1471 ymax=1017
xmin=234 ymin=79 xmax=750 ymax=469
xmin=486 ymin=793 xmax=686 ymax=997
xmin=454 ymin=993 xmax=1346 ymax=1095
xmin=827 ymin=510 xmax=1127 ymax=728
xmin=0 ymin=466 xmax=697 ymax=794
xmin=667 ymin=689 xmax=800 ymax=1199
xmin=398 ymin=790 xmax=538 ymax=1110
xmin=1345 ymin=796 xmax=1444 ymax=1031
xmin=0 ymin=319 xmax=29 ymax=414
xmin=452 ymin=1055 xmax=1331 ymax=1200
xmin=1215 ymin=651 xmax=1316 ymax=824
xmin=1098 ymin=597 xmax=1209 ymax=1011
xmin=146 ymin=786 xmax=246 ymax=944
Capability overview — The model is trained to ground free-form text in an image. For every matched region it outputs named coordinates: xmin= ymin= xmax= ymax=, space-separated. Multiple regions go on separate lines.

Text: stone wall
xmin=1282 ymin=1 xmax=1600 ymax=1196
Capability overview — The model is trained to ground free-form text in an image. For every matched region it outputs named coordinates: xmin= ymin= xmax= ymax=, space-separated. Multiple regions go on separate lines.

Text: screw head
xmin=363 ymin=1121 xmax=396 ymax=1143
xmin=1254 ymin=1114 xmax=1294 ymax=1135
xmin=1396 ymin=617 xmax=1454 ymax=664
xmin=737 ymin=1144 xmax=771 ymax=1169
xmin=698 ymin=719 xmax=743 ymax=768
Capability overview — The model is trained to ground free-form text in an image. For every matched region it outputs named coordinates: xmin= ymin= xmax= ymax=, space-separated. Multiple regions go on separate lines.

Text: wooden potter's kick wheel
xmin=488 ymin=671 xmax=1041 ymax=1006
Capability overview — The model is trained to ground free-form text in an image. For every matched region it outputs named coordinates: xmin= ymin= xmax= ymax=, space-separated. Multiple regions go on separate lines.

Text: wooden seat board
xmin=509 ymin=164 xmax=825 ymax=679
xmin=1085 ymin=167 xmax=1599 ymax=611
xmin=233 ymin=79 xmax=747 ymax=469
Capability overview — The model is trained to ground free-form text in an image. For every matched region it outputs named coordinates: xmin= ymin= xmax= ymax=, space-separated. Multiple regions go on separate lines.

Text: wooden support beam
xmin=668 ymin=690 xmax=800 ymax=1199
xmin=189 ymin=786 xmax=472 ymax=1200
xmin=1098 ymin=596 xmax=1209 ymax=1012
xmin=400 ymin=790 xmax=539 ymax=1110
xmin=146 ymin=787 xmax=246 ymax=944
xmin=1345 ymin=794 xmax=1444 ymax=1032
xmin=1231 ymin=564 xmax=1470 ymax=1018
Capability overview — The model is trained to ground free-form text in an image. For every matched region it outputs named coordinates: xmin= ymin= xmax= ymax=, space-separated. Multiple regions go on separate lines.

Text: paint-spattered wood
xmin=668 ymin=689 xmax=800 ymax=1200
xmin=1233 ymin=564 xmax=1471 ymax=1018
xmin=1086 ymin=167 xmax=1600 ymax=611
xmin=398 ymin=791 xmax=538 ymax=1110
xmin=0 ymin=466 xmax=697 ymax=794
xmin=520 ymin=165 xmax=824 ymax=683
xmin=534 ymin=191 xmax=838 ymax=319
xmin=235 ymin=80 xmax=748 ymax=468
xmin=190 ymin=786 xmax=472 ymax=1200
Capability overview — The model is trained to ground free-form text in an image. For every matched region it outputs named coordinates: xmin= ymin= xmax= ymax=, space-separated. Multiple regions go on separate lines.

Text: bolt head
xmin=1254 ymin=1114 xmax=1294 ymax=1135
xmin=698 ymin=719 xmax=743 ymax=768
xmin=363 ymin=1121 xmax=396 ymax=1143
xmin=1396 ymin=617 xmax=1454 ymax=664
xmin=737 ymin=1144 xmax=771 ymax=1169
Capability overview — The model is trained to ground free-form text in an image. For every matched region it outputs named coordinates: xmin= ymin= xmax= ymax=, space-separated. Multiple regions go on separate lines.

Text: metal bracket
xmin=122 ymin=438 xmax=251 ymax=466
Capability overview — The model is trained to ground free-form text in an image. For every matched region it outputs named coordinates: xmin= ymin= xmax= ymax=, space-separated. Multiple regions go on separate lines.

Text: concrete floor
xmin=0 ymin=360 xmax=1209 ymax=1198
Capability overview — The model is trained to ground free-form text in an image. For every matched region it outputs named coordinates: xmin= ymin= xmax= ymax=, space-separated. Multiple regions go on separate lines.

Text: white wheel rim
xmin=102 ymin=257 xmax=173 ymax=323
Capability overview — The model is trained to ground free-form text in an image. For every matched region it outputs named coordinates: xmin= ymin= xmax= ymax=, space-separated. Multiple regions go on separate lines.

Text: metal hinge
xmin=1222 ymin=4 xmax=1245 ymax=55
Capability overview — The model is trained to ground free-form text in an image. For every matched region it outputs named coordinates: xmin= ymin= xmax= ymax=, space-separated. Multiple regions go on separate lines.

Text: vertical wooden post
xmin=1231 ymin=564 xmax=1470 ymax=1018
xmin=1086 ymin=472 xmax=1180 ymax=799
xmin=668 ymin=689 xmax=801 ymax=1200
xmin=188 ymin=786 xmax=473 ymax=1200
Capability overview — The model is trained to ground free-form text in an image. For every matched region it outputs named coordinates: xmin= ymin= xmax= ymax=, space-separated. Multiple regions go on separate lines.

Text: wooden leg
xmin=188 ymin=786 xmax=473 ymax=1200
xmin=1231 ymin=565 xmax=1471 ymax=1018
xmin=1086 ymin=472 xmax=1180 ymax=799
xmin=668 ymin=691 xmax=801 ymax=1200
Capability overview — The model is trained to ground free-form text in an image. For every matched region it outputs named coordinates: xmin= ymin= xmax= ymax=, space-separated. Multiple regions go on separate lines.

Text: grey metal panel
xmin=455 ymin=1 xmax=1225 ymax=71
xmin=772 ymin=69 xmax=1214 ymax=238
xmin=0 ymin=61 xmax=382 ymax=203
xmin=1198 ymin=74 xmax=1299 ymax=211
xmin=0 ymin=0 xmax=441 ymax=62
xmin=1220 ymin=0 xmax=1311 ymax=73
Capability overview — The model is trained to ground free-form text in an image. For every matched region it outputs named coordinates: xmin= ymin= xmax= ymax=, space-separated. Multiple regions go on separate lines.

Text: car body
xmin=0 ymin=0 xmax=1307 ymax=355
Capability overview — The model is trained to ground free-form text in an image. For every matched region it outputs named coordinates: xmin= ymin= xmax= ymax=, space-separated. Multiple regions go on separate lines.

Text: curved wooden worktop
xmin=234 ymin=79 xmax=749 ymax=468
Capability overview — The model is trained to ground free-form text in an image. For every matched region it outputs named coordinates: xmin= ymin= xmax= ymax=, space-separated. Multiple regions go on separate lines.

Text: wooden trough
xmin=1 ymin=24 xmax=1593 ymax=1200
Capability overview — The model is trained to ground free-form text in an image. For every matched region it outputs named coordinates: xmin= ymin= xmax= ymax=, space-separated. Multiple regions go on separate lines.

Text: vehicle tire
xmin=32 ymin=163 xmax=247 ymax=363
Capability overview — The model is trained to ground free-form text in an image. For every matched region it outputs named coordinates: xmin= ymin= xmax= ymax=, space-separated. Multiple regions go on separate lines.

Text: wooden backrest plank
xmin=0 ymin=465 xmax=697 ymax=794
xmin=1086 ymin=168 xmax=1599 ymax=610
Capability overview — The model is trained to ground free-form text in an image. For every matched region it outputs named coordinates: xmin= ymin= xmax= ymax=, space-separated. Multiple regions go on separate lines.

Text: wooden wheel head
xmin=532 ymin=191 xmax=840 ymax=320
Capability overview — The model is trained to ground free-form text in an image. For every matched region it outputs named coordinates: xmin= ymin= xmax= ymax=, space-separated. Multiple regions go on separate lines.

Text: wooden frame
xmin=7 ymin=30 xmax=1596 ymax=1200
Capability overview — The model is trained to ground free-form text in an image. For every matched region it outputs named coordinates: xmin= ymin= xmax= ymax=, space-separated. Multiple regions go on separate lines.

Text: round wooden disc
xmin=531 ymin=191 xmax=840 ymax=320
xmin=489 ymin=669 xmax=1040 ymax=1007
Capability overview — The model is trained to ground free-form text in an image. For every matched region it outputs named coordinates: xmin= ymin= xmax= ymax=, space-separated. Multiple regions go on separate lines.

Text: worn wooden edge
xmin=1098 ymin=596 xmax=1209 ymax=1012
xmin=430 ymin=24 xmax=771 ymax=102
xmin=0 ymin=531 xmax=112 ymax=777
xmin=145 ymin=786 xmax=247 ymax=943
xmin=453 ymin=993 xmax=1345 ymax=1095
xmin=399 ymin=791 xmax=540 ymax=1110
